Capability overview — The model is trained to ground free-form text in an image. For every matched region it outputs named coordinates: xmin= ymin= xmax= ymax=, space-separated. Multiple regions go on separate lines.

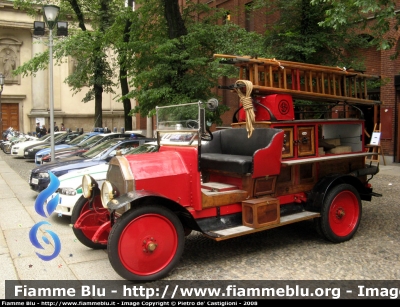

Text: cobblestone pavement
xmin=1 ymin=149 xmax=400 ymax=295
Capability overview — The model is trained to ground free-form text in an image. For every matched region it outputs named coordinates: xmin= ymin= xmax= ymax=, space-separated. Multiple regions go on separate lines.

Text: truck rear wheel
xmin=316 ymin=183 xmax=362 ymax=243
xmin=108 ymin=204 xmax=185 ymax=281
xmin=71 ymin=195 xmax=109 ymax=249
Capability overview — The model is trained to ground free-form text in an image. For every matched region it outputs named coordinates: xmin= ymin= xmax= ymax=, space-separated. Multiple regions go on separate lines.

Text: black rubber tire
xmin=71 ymin=196 xmax=107 ymax=249
xmin=317 ymin=183 xmax=362 ymax=243
xmin=108 ymin=204 xmax=185 ymax=281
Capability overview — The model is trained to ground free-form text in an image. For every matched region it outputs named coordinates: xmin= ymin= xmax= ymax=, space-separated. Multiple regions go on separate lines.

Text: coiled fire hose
xmin=234 ymin=80 xmax=255 ymax=138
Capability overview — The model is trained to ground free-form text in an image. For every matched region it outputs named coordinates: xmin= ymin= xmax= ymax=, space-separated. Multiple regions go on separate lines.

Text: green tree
xmin=13 ymin=0 xmax=120 ymax=128
xmin=253 ymin=0 xmax=372 ymax=68
xmin=122 ymin=0 xmax=267 ymax=122
xmin=14 ymin=0 xmax=266 ymax=127
xmin=310 ymin=0 xmax=400 ymax=54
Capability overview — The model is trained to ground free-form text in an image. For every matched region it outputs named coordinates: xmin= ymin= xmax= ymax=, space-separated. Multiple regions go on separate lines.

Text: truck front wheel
xmin=316 ymin=183 xmax=362 ymax=243
xmin=108 ymin=204 xmax=185 ymax=281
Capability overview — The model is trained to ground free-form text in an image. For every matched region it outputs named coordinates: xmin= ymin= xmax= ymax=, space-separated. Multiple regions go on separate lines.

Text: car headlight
xmin=82 ymin=174 xmax=93 ymax=198
xmin=57 ymin=187 xmax=77 ymax=196
xmin=101 ymin=181 xmax=114 ymax=208
xmin=38 ymin=172 xmax=50 ymax=178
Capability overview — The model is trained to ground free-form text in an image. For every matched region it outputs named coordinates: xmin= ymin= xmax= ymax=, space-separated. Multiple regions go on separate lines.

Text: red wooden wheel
xmin=108 ymin=204 xmax=184 ymax=281
xmin=317 ymin=183 xmax=362 ymax=243
xmin=328 ymin=190 xmax=360 ymax=237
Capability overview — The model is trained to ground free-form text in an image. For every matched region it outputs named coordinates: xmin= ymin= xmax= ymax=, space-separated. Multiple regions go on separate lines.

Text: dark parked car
xmin=29 ymin=137 xmax=155 ymax=192
xmin=23 ymin=132 xmax=81 ymax=159
xmin=40 ymin=132 xmax=145 ymax=164
xmin=34 ymin=131 xmax=102 ymax=164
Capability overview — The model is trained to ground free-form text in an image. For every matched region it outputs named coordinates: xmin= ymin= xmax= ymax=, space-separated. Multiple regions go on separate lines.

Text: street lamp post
xmin=43 ymin=4 xmax=60 ymax=162
xmin=0 ymin=73 xmax=4 ymax=136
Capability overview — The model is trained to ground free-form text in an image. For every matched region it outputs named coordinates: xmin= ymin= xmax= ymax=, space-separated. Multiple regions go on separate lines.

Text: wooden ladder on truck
xmin=213 ymin=54 xmax=381 ymax=105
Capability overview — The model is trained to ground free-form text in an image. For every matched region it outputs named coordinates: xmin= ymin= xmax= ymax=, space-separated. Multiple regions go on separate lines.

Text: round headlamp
xmin=82 ymin=174 xmax=93 ymax=198
xmin=101 ymin=181 xmax=114 ymax=208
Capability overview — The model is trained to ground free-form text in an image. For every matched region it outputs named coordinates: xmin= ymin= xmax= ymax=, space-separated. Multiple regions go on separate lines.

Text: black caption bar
xmin=4 ymin=280 xmax=400 ymax=300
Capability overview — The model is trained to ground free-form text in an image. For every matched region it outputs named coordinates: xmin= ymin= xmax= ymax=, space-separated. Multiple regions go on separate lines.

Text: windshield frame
xmin=155 ymin=101 xmax=205 ymax=147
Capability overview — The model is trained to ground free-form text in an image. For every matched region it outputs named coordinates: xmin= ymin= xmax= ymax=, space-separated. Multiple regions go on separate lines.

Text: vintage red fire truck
xmin=72 ymin=54 xmax=382 ymax=281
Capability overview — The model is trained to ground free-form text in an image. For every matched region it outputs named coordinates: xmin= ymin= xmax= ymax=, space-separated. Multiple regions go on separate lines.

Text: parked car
xmin=10 ymin=132 xmax=66 ymax=157
xmin=2 ymin=133 xmax=37 ymax=154
xmin=23 ymin=132 xmax=81 ymax=159
xmin=29 ymin=136 xmax=155 ymax=192
xmin=51 ymin=143 xmax=159 ymax=216
xmin=39 ymin=132 xmax=145 ymax=164
xmin=34 ymin=131 xmax=102 ymax=164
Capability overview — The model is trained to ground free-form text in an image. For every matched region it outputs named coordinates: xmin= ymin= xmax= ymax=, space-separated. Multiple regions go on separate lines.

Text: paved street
xmin=1 ymin=150 xmax=400 ymax=299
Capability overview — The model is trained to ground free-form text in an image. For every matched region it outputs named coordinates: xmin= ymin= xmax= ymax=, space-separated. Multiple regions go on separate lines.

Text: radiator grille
xmin=106 ymin=156 xmax=135 ymax=196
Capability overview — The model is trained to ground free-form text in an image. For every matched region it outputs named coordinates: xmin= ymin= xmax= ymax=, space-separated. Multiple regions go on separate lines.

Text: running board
xmin=204 ymin=211 xmax=321 ymax=241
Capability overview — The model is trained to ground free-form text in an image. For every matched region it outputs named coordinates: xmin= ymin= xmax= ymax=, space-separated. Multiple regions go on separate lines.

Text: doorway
xmin=1 ymin=103 xmax=19 ymax=132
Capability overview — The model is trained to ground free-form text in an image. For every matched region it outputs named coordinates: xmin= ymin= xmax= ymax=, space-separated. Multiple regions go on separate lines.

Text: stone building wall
xmin=0 ymin=1 xmax=137 ymax=135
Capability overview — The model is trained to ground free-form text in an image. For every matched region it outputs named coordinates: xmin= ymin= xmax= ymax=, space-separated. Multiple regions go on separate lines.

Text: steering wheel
xmin=186 ymin=119 xmax=213 ymax=141
xmin=186 ymin=120 xmax=199 ymax=129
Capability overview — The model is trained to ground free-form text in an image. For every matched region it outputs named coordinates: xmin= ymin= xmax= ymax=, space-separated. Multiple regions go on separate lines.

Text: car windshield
xmin=125 ymin=143 xmax=159 ymax=154
xmin=67 ymin=133 xmax=95 ymax=146
xmin=54 ymin=133 xmax=68 ymax=142
xmin=81 ymin=139 xmax=122 ymax=159
xmin=77 ymin=134 xmax=105 ymax=148
xmin=38 ymin=134 xmax=51 ymax=141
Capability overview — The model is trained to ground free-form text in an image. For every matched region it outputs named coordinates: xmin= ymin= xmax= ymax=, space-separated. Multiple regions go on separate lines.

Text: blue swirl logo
xmin=29 ymin=221 xmax=61 ymax=261
xmin=29 ymin=172 xmax=61 ymax=261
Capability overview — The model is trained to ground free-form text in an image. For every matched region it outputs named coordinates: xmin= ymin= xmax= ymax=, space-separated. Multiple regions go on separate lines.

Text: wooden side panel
xmin=297 ymin=126 xmax=315 ymax=156
xmin=282 ymin=127 xmax=294 ymax=158
xmin=253 ymin=176 xmax=276 ymax=197
xmin=275 ymin=166 xmax=295 ymax=195
xmin=317 ymin=156 xmax=365 ymax=179
xmin=202 ymin=189 xmax=248 ymax=208
xmin=275 ymin=164 xmax=316 ymax=196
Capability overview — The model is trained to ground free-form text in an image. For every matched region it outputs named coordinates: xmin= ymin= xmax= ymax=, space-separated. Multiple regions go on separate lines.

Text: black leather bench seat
xmin=200 ymin=128 xmax=284 ymax=176
xmin=200 ymin=153 xmax=253 ymax=174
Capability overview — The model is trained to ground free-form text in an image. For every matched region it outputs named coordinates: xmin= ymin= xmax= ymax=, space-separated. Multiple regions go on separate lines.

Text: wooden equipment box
xmin=242 ymin=197 xmax=280 ymax=228
xmin=297 ymin=126 xmax=315 ymax=156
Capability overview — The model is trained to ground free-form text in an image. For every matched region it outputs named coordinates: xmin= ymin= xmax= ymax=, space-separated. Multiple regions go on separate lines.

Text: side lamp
xmin=33 ymin=21 xmax=45 ymax=36
xmin=57 ymin=21 xmax=68 ymax=36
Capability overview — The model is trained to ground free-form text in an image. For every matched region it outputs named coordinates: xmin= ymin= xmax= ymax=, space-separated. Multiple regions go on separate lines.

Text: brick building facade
xmin=186 ymin=0 xmax=400 ymax=161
